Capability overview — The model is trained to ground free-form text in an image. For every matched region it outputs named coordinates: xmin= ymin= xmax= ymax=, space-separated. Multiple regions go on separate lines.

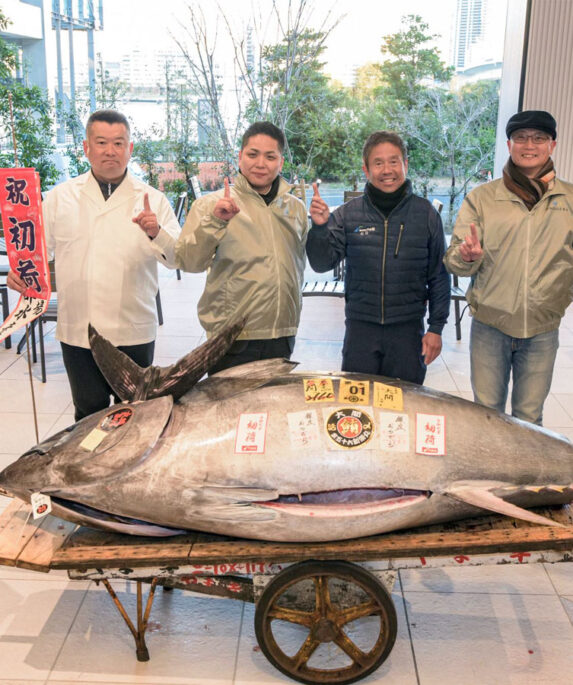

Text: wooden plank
xmin=185 ymin=524 xmax=573 ymax=565
xmin=0 ymin=500 xmax=75 ymax=572
xmin=0 ymin=499 xmax=30 ymax=566
xmin=16 ymin=515 xmax=77 ymax=572
xmin=52 ymin=531 xmax=198 ymax=570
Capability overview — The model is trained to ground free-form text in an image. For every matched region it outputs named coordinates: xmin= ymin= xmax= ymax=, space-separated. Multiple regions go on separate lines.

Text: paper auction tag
xmin=31 ymin=492 xmax=52 ymax=519
xmin=373 ymin=382 xmax=403 ymax=411
xmin=79 ymin=428 xmax=107 ymax=451
xmin=303 ymin=378 xmax=335 ymax=403
xmin=338 ymin=379 xmax=370 ymax=405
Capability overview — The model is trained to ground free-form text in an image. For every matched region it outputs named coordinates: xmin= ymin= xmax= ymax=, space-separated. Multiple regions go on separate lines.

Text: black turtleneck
xmin=240 ymin=171 xmax=281 ymax=205
xmin=92 ymin=169 xmax=128 ymax=200
xmin=366 ymin=180 xmax=409 ymax=217
xmin=259 ymin=175 xmax=281 ymax=205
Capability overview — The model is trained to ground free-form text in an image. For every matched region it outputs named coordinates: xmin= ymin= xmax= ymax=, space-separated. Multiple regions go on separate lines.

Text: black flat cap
xmin=506 ymin=110 xmax=557 ymax=139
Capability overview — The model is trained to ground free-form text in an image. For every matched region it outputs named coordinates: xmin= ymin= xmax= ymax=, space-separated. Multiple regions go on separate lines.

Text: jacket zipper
xmin=524 ymin=212 xmax=531 ymax=335
xmin=381 ymin=218 xmax=389 ymax=323
xmin=394 ymin=224 xmax=404 ymax=257
xmin=268 ymin=202 xmax=281 ymax=336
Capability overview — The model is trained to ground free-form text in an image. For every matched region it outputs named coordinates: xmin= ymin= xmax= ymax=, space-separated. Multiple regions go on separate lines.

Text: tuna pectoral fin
xmin=209 ymin=504 xmax=278 ymax=522
xmin=200 ymin=486 xmax=280 ymax=502
xmin=446 ymin=487 xmax=564 ymax=527
xmin=88 ymin=318 xmax=245 ymax=402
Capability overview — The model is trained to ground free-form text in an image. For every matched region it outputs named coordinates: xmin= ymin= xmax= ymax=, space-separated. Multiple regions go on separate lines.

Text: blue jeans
xmin=469 ymin=319 xmax=559 ymax=425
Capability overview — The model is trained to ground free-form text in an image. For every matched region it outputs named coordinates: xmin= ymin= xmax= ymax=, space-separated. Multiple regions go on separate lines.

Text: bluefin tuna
xmin=0 ymin=322 xmax=572 ymax=541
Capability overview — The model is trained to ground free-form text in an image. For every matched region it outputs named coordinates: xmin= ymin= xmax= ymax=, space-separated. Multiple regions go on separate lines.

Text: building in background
xmin=451 ymin=0 xmax=506 ymax=85
xmin=1 ymin=0 xmax=103 ymax=142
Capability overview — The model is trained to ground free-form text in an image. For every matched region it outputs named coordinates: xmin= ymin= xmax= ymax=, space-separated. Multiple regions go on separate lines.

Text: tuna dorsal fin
xmin=446 ymin=485 xmax=564 ymax=527
xmin=182 ymin=359 xmax=299 ymax=404
xmin=212 ymin=358 xmax=298 ymax=378
xmin=88 ymin=319 xmax=245 ymax=402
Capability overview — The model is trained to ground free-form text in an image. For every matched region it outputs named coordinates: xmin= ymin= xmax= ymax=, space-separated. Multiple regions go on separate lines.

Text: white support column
xmin=496 ymin=0 xmax=573 ymax=181
xmin=522 ymin=0 xmax=573 ymax=181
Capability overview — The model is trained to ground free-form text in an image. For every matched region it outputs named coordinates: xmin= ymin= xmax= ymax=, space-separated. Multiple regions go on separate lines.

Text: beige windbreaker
xmin=175 ymin=174 xmax=308 ymax=339
xmin=445 ymin=177 xmax=573 ymax=338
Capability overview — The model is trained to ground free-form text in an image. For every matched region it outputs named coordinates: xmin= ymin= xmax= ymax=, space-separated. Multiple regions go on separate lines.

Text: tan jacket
xmin=175 ymin=174 xmax=308 ymax=339
xmin=445 ymin=177 xmax=573 ymax=338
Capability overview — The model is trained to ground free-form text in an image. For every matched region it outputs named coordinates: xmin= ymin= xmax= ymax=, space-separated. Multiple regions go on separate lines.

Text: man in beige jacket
xmin=445 ymin=110 xmax=573 ymax=425
xmin=176 ymin=121 xmax=308 ymax=373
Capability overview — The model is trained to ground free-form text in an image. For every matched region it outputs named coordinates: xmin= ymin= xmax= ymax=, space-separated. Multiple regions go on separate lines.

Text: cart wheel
xmin=254 ymin=560 xmax=397 ymax=685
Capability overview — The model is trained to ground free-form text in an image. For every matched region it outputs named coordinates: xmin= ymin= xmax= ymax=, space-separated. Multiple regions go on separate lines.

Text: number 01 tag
xmin=338 ymin=379 xmax=370 ymax=405
xmin=31 ymin=492 xmax=52 ymax=519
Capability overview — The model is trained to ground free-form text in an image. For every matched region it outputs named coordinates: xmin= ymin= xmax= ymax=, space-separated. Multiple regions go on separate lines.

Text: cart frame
xmin=2 ymin=499 xmax=573 ymax=683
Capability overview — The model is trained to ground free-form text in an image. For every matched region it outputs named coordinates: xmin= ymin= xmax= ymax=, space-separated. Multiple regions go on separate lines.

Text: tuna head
xmin=0 ymin=396 xmax=183 ymax=535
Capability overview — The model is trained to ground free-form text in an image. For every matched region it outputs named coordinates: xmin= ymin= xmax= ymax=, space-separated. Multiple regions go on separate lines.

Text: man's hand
xmin=422 ymin=331 xmax=442 ymax=365
xmin=213 ymin=177 xmax=240 ymax=222
xmin=6 ymin=269 xmax=26 ymax=294
xmin=309 ymin=182 xmax=330 ymax=225
xmin=132 ymin=193 xmax=160 ymax=239
xmin=459 ymin=223 xmax=483 ymax=262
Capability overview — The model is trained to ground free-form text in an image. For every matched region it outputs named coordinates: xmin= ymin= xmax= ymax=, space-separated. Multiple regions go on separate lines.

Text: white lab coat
xmin=43 ymin=170 xmax=180 ymax=348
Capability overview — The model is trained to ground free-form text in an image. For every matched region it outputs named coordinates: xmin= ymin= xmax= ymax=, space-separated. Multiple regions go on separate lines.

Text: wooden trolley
xmin=2 ymin=498 xmax=573 ymax=684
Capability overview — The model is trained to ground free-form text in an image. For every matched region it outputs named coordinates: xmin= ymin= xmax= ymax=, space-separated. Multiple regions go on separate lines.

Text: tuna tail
xmin=446 ymin=485 xmax=565 ymax=527
xmin=88 ymin=318 xmax=245 ymax=402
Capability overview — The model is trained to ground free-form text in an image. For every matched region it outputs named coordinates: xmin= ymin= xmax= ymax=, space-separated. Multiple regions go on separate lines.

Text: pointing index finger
xmin=143 ymin=193 xmax=151 ymax=212
xmin=224 ymin=177 xmax=231 ymax=198
xmin=469 ymin=222 xmax=479 ymax=243
xmin=312 ymin=182 xmax=320 ymax=197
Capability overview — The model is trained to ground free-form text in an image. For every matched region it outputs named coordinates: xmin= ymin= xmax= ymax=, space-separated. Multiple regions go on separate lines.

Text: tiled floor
xmin=0 ymin=266 xmax=572 ymax=685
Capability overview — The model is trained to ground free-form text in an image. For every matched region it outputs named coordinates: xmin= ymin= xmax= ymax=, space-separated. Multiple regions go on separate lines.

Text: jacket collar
xmin=233 ymin=172 xmax=292 ymax=202
xmin=494 ymin=175 xmax=568 ymax=203
xmin=80 ymin=169 xmax=139 ymax=214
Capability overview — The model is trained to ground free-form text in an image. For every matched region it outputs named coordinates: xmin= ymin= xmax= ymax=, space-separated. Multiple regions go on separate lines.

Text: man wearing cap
xmin=445 ymin=110 xmax=573 ymax=425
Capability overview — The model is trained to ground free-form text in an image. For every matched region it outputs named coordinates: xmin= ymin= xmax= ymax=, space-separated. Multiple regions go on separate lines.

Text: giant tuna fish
xmin=1 ymin=322 xmax=572 ymax=541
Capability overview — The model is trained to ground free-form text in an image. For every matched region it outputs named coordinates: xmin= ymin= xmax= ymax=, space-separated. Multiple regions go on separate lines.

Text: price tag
xmin=338 ymin=379 xmax=370 ymax=405
xmin=373 ymin=382 xmax=403 ymax=411
xmin=31 ymin=492 xmax=52 ymax=519
xmin=79 ymin=427 xmax=107 ymax=451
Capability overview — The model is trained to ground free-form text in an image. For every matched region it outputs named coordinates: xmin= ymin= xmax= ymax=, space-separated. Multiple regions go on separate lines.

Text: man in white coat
xmin=7 ymin=109 xmax=181 ymax=420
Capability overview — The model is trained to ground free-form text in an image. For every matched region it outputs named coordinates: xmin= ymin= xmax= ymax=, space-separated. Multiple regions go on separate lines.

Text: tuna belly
xmin=260 ymin=488 xmax=430 ymax=517
xmin=243 ymin=489 xmax=479 ymax=542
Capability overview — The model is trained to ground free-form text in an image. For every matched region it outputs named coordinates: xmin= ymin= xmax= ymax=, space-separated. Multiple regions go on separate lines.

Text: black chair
xmin=173 ymin=191 xmax=188 ymax=281
xmin=432 ymin=199 xmax=469 ymax=341
xmin=36 ymin=295 xmax=58 ymax=382
xmin=451 ymin=274 xmax=470 ymax=341
xmin=0 ymin=231 xmax=10 ymax=349
xmin=0 ymin=269 xmax=12 ymax=350
xmin=301 ymin=186 xmax=351 ymax=298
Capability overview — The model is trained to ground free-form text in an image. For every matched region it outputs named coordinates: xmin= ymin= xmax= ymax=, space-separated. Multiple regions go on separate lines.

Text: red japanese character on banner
xmin=0 ymin=168 xmax=51 ymax=343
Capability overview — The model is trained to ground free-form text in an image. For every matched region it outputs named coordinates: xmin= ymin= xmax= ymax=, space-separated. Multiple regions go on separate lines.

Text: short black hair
xmin=241 ymin=121 xmax=285 ymax=152
xmin=362 ymin=131 xmax=407 ymax=168
xmin=86 ymin=109 xmax=131 ymax=137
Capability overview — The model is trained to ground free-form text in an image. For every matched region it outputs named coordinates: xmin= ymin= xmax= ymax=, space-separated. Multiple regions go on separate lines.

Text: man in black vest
xmin=307 ymin=130 xmax=450 ymax=384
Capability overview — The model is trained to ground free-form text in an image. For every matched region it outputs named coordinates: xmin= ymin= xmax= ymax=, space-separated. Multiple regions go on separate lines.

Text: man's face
xmin=363 ymin=142 xmax=408 ymax=194
xmin=238 ymin=134 xmax=284 ymax=194
xmin=507 ymin=128 xmax=556 ymax=179
xmin=83 ymin=121 xmax=133 ymax=184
